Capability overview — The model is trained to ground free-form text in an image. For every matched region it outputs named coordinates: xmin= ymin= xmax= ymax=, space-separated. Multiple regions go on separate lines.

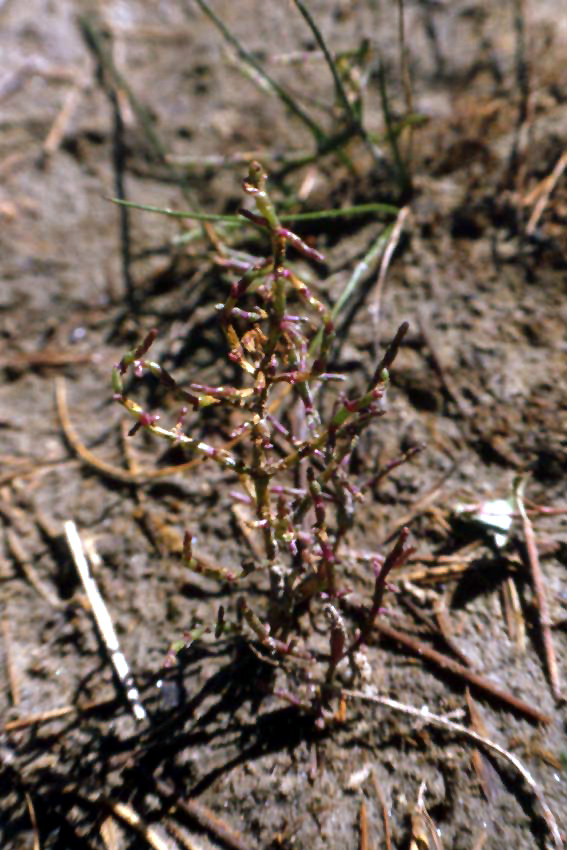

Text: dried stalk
xmin=515 ymin=478 xmax=563 ymax=702
xmin=371 ymin=619 xmax=551 ymax=725
xmin=344 ymin=690 xmax=563 ymax=850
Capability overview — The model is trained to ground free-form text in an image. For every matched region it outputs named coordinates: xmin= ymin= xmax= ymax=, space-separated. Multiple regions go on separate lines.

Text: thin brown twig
xmin=0 ymin=458 xmax=76 ymax=488
xmin=525 ymin=149 xmax=567 ymax=234
xmin=351 ymin=549 xmax=484 ymax=585
xmin=371 ymin=619 xmax=552 ymax=725
xmin=411 ymin=783 xmax=444 ymax=850
xmin=3 ymin=694 xmax=118 ymax=732
xmin=524 ymin=501 xmax=567 ymax=516
xmin=466 ymin=689 xmax=503 ymax=805
xmin=181 ymin=800 xmax=255 ymax=850
xmin=4 ymin=705 xmax=76 ymax=731
xmin=1 ymin=612 xmax=21 ymax=706
xmin=24 ymin=791 xmax=41 ymax=850
xmin=56 ymin=377 xmax=205 ymax=484
xmin=102 ymin=21 xmax=195 ymax=42
xmin=163 ymin=820 xmax=203 ymax=850
xmin=0 ymin=491 xmax=29 ymax=534
xmin=0 ymin=350 xmax=93 ymax=369
xmin=434 ymin=592 xmax=475 ymax=669
xmin=371 ymin=772 xmax=392 ymax=850
xmin=501 ymin=574 xmax=525 ymax=653
xmin=350 ymin=542 xmax=482 ymax=569
xmin=56 ymin=376 xmax=150 ymax=484
xmin=414 ymin=541 xmax=482 ymax=564
xmin=344 ymin=691 xmax=563 ymax=849
xmin=515 ymin=478 xmax=563 ymax=702
xmin=5 ymin=528 xmax=63 ymax=608
xmin=42 ymin=75 xmax=89 ymax=157
xmin=398 ymin=561 xmax=471 ymax=584
xmin=100 ymin=814 xmax=121 ymax=850
xmin=154 ymin=780 xmax=257 ymax=850
xmin=359 ymin=798 xmax=369 ymax=850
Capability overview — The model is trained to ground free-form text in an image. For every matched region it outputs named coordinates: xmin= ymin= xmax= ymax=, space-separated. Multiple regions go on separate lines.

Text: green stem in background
xmin=80 ymin=17 xmax=167 ymax=169
xmin=273 ymin=126 xmax=358 ymax=178
xmin=293 ymin=0 xmax=353 ymax=122
xmin=110 ymin=197 xmax=399 ymax=223
xmin=377 ymin=57 xmax=411 ymax=196
xmin=309 ymin=223 xmax=394 ymax=357
xmin=292 ymin=0 xmax=386 ymax=171
xmin=191 ymin=0 xmax=326 ymax=147
xmin=396 ymin=0 xmax=415 ymax=173
xmin=80 ymin=15 xmax=206 ymax=216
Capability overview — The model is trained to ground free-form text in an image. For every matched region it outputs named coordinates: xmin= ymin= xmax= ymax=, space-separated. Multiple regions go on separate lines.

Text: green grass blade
xmin=110 ymin=197 xmax=399 ymax=223
xmin=309 ymin=223 xmax=395 ymax=355
xmin=292 ymin=0 xmax=386 ymax=171
xmin=192 ymin=0 xmax=326 ymax=146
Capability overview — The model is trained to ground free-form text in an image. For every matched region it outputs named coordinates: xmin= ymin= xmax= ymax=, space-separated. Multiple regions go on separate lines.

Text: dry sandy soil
xmin=1 ymin=2 xmax=566 ymax=849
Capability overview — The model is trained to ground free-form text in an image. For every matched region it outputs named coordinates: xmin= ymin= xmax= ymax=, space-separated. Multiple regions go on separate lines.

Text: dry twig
xmin=410 ymin=782 xmax=443 ymax=850
xmin=344 ymin=690 xmax=563 ymax=849
xmin=515 ymin=478 xmax=563 ymax=702
xmin=359 ymin=798 xmax=369 ymax=850
xmin=154 ymin=780 xmax=257 ymax=850
xmin=101 ymin=800 xmax=176 ymax=850
xmin=55 ymin=376 xmax=225 ymax=485
xmin=525 ymin=149 xmax=567 ymax=234
xmin=6 ymin=528 xmax=62 ymax=609
xmin=42 ymin=74 xmax=89 ymax=157
xmin=371 ymin=772 xmax=392 ymax=850
xmin=3 ymin=694 xmax=118 ymax=732
xmin=466 ymin=690 xmax=503 ymax=805
xmin=502 ymin=574 xmax=526 ymax=653
xmin=24 ymin=791 xmax=41 ymax=850
xmin=0 ymin=350 xmax=93 ymax=370
xmin=1 ymin=612 xmax=21 ymax=706
xmin=434 ymin=591 xmax=475 ymax=669
xmin=371 ymin=619 xmax=551 ymax=725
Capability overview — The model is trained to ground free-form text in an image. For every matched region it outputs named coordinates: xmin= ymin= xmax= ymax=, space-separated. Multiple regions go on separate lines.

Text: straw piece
xmin=64 ymin=520 xmax=146 ymax=721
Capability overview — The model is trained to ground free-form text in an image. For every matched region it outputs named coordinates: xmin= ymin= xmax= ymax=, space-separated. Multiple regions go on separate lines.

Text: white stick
xmin=64 ymin=520 xmax=147 ymax=721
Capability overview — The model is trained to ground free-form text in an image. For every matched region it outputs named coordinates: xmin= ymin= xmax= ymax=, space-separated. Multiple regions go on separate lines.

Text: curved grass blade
xmin=109 ymin=197 xmax=399 ymax=223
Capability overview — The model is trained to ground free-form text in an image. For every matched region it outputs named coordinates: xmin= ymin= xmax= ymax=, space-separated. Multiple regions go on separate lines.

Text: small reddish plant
xmin=112 ymin=163 xmax=414 ymax=712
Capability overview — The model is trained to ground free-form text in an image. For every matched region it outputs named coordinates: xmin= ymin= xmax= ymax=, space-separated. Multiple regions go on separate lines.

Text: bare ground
xmin=1 ymin=2 xmax=566 ymax=849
